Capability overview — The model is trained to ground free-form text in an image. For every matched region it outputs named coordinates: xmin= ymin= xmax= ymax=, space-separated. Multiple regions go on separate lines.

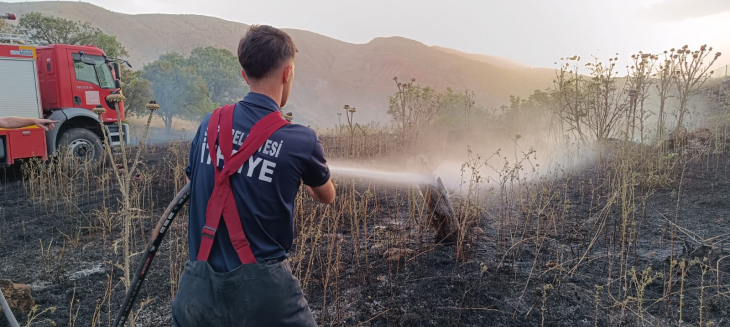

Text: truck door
xmin=67 ymin=50 xmax=115 ymax=113
xmin=37 ymin=51 xmax=60 ymax=109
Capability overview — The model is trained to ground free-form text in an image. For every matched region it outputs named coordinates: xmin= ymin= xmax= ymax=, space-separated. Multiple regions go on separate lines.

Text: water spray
xmin=328 ymin=164 xmax=459 ymax=243
xmin=329 ymin=165 xmax=435 ymax=185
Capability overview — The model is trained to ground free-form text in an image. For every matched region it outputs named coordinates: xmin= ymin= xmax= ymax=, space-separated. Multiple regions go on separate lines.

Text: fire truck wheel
xmin=58 ymin=128 xmax=103 ymax=163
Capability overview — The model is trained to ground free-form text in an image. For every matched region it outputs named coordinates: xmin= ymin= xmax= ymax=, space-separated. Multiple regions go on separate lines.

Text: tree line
xmin=383 ymin=48 xmax=722 ymax=147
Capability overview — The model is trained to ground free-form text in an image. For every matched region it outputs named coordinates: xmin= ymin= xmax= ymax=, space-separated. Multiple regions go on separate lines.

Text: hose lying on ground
xmin=112 ymin=182 xmax=191 ymax=327
xmin=0 ymin=286 xmax=20 ymax=327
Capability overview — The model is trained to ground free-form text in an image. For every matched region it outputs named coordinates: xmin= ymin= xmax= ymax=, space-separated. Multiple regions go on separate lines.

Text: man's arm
xmin=0 ymin=117 xmax=59 ymax=131
xmin=306 ymin=179 xmax=335 ymax=204
xmin=302 ymin=132 xmax=336 ymax=204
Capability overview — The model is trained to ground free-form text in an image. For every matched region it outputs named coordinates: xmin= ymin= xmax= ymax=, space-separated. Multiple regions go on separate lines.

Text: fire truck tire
xmin=58 ymin=128 xmax=103 ymax=163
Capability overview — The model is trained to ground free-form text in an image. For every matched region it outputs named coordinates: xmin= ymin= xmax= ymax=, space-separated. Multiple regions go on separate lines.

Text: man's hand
xmin=34 ymin=119 xmax=59 ymax=131
xmin=306 ymin=179 xmax=336 ymax=204
xmin=0 ymin=117 xmax=58 ymax=130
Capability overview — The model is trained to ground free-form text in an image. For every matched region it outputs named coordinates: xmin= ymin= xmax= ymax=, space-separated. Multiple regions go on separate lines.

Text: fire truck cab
xmin=0 ymin=13 xmax=129 ymax=166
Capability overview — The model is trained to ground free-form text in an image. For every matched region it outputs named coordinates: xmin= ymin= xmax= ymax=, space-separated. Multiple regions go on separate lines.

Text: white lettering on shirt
xmin=259 ymin=160 xmax=276 ymax=183
xmin=264 ymin=140 xmax=272 ymax=156
xmin=197 ymin=127 xmax=288 ymax=183
xmin=246 ymin=157 xmax=263 ymax=178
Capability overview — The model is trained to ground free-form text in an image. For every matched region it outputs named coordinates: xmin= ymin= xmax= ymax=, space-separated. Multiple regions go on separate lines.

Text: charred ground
xmin=1 ymin=136 xmax=729 ymax=326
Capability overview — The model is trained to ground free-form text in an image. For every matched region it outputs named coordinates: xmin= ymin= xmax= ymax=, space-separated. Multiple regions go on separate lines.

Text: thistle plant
xmin=343 ymin=105 xmax=356 ymax=157
xmin=95 ymin=97 xmax=157 ymax=327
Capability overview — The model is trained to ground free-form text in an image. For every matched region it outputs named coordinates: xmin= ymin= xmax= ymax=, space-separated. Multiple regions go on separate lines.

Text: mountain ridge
xmin=0 ymin=1 xmax=555 ymax=126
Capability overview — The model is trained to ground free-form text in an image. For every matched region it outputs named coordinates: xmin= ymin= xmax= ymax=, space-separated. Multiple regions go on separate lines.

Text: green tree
xmin=17 ymin=12 xmax=127 ymax=57
xmin=0 ymin=18 xmax=13 ymax=34
xmin=187 ymin=46 xmax=248 ymax=105
xmin=388 ymin=78 xmax=456 ymax=140
xmin=142 ymin=53 xmax=212 ymax=132
xmin=92 ymin=32 xmax=128 ymax=58
xmin=120 ymin=66 xmax=153 ymax=116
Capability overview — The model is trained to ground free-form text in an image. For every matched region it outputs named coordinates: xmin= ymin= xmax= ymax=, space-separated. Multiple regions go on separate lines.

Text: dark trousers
xmin=172 ymin=260 xmax=317 ymax=327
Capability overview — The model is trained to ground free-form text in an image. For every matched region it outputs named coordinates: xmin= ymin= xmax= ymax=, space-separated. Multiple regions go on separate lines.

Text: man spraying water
xmin=172 ymin=25 xmax=335 ymax=326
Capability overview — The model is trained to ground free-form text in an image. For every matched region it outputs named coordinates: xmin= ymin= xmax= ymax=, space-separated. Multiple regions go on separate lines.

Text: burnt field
xmin=1 ymin=133 xmax=729 ymax=327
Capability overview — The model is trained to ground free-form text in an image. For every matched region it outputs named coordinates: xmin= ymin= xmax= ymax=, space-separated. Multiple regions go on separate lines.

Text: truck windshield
xmin=73 ymin=54 xmax=115 ymax=89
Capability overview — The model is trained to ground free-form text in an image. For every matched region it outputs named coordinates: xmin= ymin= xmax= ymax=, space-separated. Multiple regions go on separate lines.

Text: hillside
xmin=0 ymin=1 xmax=555 ymax=127
xmin=431 ymin=46 xmax=530 ymax=70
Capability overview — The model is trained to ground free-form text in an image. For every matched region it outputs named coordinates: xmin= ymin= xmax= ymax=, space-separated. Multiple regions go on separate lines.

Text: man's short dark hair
xmin=238 ymin=25 xmax=297 ymax=80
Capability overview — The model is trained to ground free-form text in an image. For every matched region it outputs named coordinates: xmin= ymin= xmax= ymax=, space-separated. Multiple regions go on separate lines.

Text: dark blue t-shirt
xmin=186 ymin=92 xmax=330 ymax=272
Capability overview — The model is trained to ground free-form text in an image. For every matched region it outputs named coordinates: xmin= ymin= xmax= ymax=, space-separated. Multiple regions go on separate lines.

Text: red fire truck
xmin=0 ymin=12 xmax=129 ymax=166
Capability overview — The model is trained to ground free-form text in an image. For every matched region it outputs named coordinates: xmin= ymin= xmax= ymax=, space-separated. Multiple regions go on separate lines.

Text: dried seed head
xmin=106 ymin=94 xmax=126 ymax=103
xmin=146 ymin=100 xmax=160 ymax=111
xmin=348 ymin=108 xmax=357 ymax=113
xmin=343 ymin=104 xmax=350 ymax=110
xmin=93 ymin=107 xmax=106 ymax=115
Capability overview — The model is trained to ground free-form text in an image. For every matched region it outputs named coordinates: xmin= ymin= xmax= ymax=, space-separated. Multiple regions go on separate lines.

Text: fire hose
xmin=112 ymin=183 xmax=191 ymax=327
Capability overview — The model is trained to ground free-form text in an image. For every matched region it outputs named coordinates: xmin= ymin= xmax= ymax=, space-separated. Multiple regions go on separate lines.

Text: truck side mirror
xmin=115 ymin=80 xmax=123 ymax=89
xmin=113 ymin=62 xmax=121 ymax=80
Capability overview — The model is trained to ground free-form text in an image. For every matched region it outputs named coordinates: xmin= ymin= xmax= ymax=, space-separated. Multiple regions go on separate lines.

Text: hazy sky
xmin=5 ymin=0 xmax=730 ymax=69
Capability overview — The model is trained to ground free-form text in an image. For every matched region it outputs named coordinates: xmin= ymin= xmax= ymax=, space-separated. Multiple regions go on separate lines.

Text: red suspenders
xmin=197 ymin=104 xmax=289 ymax=264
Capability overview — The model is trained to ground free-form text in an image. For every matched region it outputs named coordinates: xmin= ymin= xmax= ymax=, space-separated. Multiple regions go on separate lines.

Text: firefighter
xmin=172 ymin=25 xmax=335 ymax=326
xmin=0 ymin=117 xmax=58 ymax=131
